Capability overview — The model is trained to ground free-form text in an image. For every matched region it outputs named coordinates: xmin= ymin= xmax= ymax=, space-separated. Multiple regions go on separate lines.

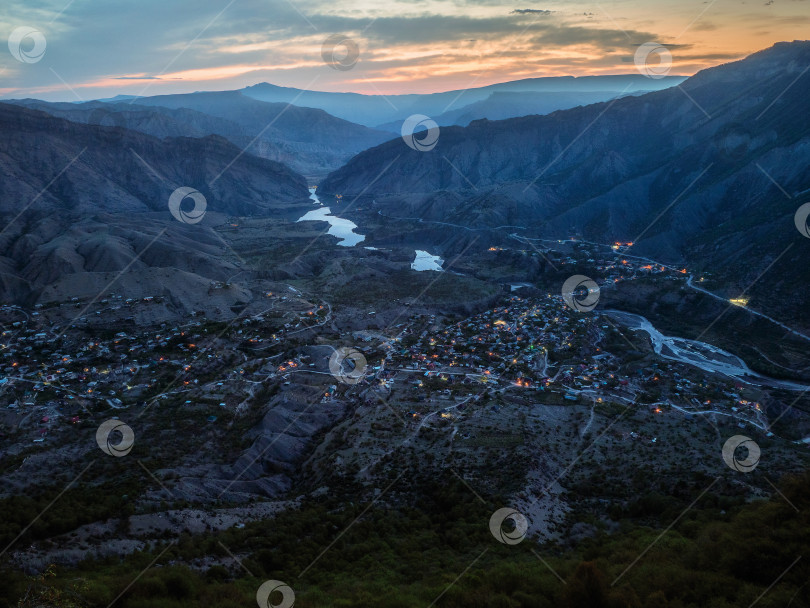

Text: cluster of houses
xmin=359 ymin=291 xmax=759 ymax=432
xmin=379 ymin=295 xmax=626 ymax=405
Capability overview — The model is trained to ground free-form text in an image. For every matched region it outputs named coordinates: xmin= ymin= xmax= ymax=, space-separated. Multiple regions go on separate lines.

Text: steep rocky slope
xmin=0 ymin=103 xmax=311 ymax=306
xmin=12 ymin=91 xmax=392 ymax=178
xmin=319 ymin=41 xmax=810 ymax=323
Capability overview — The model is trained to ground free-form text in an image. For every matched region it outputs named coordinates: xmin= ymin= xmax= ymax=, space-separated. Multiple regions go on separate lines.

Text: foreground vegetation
xmin=2 ymin=468 xmax=809 ymax=608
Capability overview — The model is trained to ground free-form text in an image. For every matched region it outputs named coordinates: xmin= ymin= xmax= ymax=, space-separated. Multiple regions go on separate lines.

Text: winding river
xmin=603 ymin=310 xmax=810 ymax=391
xmin=296 ymin=188 xmax=365 ymax=247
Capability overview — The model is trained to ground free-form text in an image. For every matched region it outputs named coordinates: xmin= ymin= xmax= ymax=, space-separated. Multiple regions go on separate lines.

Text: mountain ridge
xmin=0 ymin=102 xmax=312 ymax=307
xmin=318 ymin=40 xmax=810 ymax=323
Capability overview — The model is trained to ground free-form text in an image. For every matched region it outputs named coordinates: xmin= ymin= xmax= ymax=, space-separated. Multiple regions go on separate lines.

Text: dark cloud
xmin=510 ymin=9 xmax=555 ymax=15
xmin=0 ymin=0 xmax=797 ymax=101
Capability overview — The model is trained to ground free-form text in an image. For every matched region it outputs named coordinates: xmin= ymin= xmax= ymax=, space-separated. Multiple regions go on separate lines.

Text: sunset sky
xmin=1 ymin=0 xmax=808 ymax=101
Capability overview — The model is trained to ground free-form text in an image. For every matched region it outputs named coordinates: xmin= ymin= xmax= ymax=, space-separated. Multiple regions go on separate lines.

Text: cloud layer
xmin=0 ymin=0 xmax=806 ymax=100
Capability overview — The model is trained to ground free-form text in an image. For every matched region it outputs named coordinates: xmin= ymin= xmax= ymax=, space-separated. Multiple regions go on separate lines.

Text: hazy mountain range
xmin=10 ymin=92 xmax=392 ymax=179
xmin=2 ymin=42 xmax=809 ymax=320
xmin=319 ymin=41 xmax=810 ymax=318
xmin=0 ymin=102 xmax=310 ymax=306
xmin=9 ymin=74 xmax=684 ymax=178
xmin=241 ymin=75 xmax=686 ymax=127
